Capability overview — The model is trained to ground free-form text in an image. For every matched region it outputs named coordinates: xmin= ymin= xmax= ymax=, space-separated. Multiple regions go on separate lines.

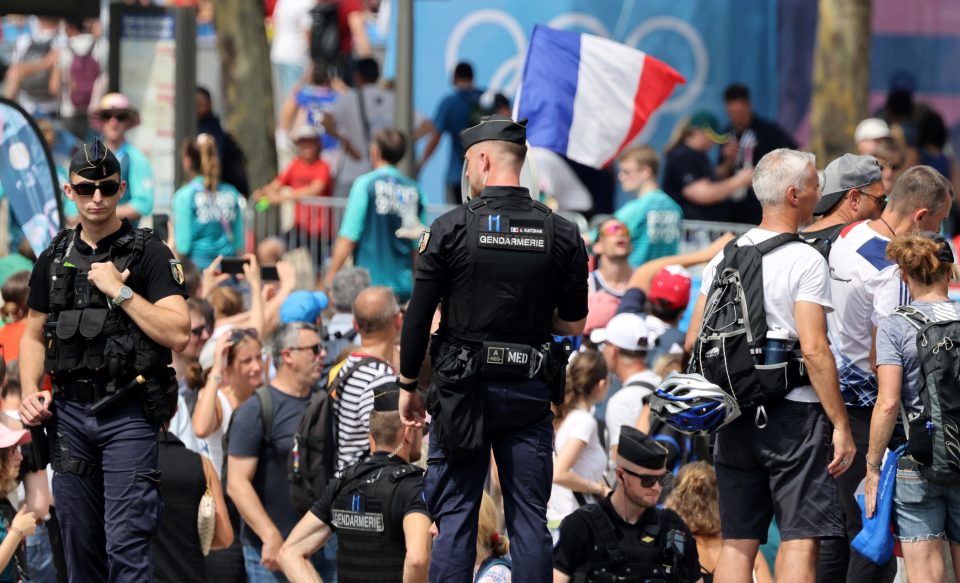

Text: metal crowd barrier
xmin=244 ymin=196 xmax=753 ymax=272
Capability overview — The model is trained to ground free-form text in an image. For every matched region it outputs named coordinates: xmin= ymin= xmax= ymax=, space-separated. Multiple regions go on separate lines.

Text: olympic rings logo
xmin=444 ymin=10 xmax=709 ymax=141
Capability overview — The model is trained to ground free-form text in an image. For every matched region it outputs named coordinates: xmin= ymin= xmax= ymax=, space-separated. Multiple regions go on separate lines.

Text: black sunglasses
xmin=100 ymin=110 xmax=131 ymax=122
xmin=71 ymin=180 xmax=121 ymax=197
xmin=191 ymin=324 xmax=212 ymax=338
xmin=620 ymin=467 xmax=671 ymax=488
xmin=288 ymin=343 xmax=322 ymax=357
xmin=858 ymin=189 xmax=888 ymax=210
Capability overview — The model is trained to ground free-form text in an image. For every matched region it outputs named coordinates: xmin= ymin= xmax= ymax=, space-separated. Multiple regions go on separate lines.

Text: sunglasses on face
xmin=191 ymin=324 xmax=212 ymax=338
xmin=287 ymin=343 xmax=322 ymax=357
xmin=620 ymin=467 xmax=671 ymax=488
xmin=71 ymin=180 xmax=121 ymax=197
xmin=100 ymin=110 xmax=130 ymax=122
xmin=858 ymin=189 xmax=888 ymax=210
xmin=601 ymin=223 xmax=629 ymax=237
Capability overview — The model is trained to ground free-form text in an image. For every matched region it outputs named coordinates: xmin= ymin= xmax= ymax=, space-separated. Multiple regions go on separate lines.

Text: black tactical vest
xmin=43 ymin=226 xmax=170 ymax=385
xmin=572 ymin=505 xmax=684 ymax=583
xmin=444 ymin=192 xmax=557 ymax=346
xmin=330 ymin=455 xmax=424 ymax=583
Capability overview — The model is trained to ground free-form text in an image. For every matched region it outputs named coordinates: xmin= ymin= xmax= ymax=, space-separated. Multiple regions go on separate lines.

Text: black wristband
xmin=397 ymin=378 xmax=418 ymax=392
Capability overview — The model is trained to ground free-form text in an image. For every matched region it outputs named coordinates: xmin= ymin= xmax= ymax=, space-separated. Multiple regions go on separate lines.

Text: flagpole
xmin=395 ymin=0 xmax=415 ymax=177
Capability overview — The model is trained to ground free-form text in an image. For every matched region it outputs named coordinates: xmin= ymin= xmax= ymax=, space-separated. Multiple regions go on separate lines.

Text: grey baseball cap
xmin=814 ymin=154 xmax=883 ymax=215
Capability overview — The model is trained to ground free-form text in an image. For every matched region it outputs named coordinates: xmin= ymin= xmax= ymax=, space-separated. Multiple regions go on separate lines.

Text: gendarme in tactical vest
xmin=329 ymin=455 xmax=423 ymax=583
xmin=43 ymin=225 xmax=175 ymax=423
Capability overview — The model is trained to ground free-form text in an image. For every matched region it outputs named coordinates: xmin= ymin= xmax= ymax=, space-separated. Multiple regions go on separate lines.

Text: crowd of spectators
xmin=3 ymin=4 xmax=960 ymax=583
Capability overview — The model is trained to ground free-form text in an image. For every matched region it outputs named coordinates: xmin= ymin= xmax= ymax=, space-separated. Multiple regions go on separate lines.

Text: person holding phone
xmin=172 ymin=134 xmax=246 ymax=269
xmin=18 ymin=140 xmax=190 ymax=582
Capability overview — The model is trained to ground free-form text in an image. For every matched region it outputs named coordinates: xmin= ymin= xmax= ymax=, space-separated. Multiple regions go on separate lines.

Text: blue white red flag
xmin=516 ymin=25 xmax=685 ymax=169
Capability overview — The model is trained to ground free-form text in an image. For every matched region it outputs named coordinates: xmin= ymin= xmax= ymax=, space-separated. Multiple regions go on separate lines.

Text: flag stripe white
xmin=565 ymin=35 xmax=646 ymax=167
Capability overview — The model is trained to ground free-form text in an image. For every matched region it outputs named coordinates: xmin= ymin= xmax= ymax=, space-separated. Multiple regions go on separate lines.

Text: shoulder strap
xmin=388 ymin=463 xmax=424 ymax=482
xmin=753 ymin=232 xmax=802 ymax=256
xmin=329 ymin=355 xmax=385 ymax=395
xmin=895 ymin=306 xmax=931 ymax=331
xmin=356 ymin=87 xmax=371 ymax=146
xmin=582 ymin=504 xmax=623 ymax=564
xmin=474 ymin=556 xmax=511 ymax=582
xmin=255 ymin=386 xmax=274 ymax=445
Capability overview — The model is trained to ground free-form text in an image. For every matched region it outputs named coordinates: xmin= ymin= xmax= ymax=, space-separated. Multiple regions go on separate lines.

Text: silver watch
xmin=111 ymin=286 xmax=133 ymax=308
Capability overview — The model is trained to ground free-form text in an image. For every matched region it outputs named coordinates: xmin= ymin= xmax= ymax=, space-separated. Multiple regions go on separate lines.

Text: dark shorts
xmin=714 ymin=399 xmax=843 ymax=542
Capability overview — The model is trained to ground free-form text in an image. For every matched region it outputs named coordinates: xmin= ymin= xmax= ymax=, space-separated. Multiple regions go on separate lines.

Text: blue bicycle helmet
xmin=650 ymin=372 xmax=741 ymax=435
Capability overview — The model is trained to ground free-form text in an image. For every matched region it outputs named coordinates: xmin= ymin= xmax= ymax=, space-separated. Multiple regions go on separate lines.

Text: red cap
xmin=648 ymin=266 xmax=691 ymax=311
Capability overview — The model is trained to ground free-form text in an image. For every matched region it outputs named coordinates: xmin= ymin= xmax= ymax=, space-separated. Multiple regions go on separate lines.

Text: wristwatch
xmin=111 ymin=286 xmax=133 ymax=308
xmin=397 ymin=377 xmax=418 ymax=392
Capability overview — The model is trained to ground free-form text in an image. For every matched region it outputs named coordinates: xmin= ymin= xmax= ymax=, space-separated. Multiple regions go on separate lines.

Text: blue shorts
xmin=894 ymin=468 xmax=960 ymax=543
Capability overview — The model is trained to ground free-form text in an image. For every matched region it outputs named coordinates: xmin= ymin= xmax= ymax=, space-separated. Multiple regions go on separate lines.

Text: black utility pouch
xmin=478 ymin=341 xmax=534 ymax=380
xmin=427 ymin=343 xmax=484 ymax=461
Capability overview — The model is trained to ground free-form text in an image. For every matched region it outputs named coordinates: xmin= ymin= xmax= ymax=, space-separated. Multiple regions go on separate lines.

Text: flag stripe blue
xmin=516 ymin=26 xmax=581 ymax=156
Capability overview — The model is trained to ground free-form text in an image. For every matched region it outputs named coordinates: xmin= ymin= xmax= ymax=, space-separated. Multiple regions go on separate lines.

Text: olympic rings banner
xmin=401 ymin=0 xmax=779 ymax=204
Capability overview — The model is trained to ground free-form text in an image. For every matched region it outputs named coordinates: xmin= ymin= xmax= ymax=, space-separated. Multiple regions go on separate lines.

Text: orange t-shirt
xmin=0 ymin=319 xmax=26 ymax=363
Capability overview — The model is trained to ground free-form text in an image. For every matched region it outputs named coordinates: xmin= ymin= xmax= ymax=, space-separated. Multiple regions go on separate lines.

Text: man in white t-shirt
xmin=819 ymin=164 xmax=952 ymax=583
xmin=592 ymin=313 xmax=660 ymax=455
xmin=686 ymin=148 xmax=854 ymax=583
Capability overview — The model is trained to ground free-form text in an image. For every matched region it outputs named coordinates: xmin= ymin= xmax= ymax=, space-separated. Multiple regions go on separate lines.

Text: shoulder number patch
xmin=418 ymin=229 xmax=431 ymax=254
xmin=170 ymin=259 xmax=185 ymax=286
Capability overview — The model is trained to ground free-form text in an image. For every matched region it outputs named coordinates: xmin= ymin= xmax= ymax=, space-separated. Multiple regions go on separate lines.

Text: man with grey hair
xmin=333 ymin=286 xmax=402 ymax=475
xmin=227 ymin=322 xmax=332 ymax=581
xmin=687 ymin=148 xmax=854 ymax=583
xmin=818 ymin=164 xmax=952 ymax=583
xmin=322 ymin=267 xmax=372 ymax=376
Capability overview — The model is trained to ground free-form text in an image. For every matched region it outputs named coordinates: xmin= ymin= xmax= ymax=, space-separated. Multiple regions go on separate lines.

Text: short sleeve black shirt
xmin=553 ymin=496 xmax=700 ymax=582
xmin=310 ymin=452 xmax=430 ymax=528
xmin=662 ymin=144 xmax=732 ymax=223
xmin=27 ymin=220 xmax=187 ymax=313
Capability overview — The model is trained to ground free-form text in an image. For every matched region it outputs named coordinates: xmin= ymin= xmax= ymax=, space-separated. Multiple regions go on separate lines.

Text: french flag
xmin=516 ymin=25 xmax=685 ymax=169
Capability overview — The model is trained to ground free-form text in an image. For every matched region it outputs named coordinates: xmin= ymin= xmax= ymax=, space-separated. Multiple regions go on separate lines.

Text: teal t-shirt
xmin=63 ymin=141 xmax=155 ymax=221
xmin=339 ymin=166 xmax=428 ymax=299
xmin=172 ymin=177 xmax=245 ymax=269
xmin=615 ymin=189 xmax=683 ymax=267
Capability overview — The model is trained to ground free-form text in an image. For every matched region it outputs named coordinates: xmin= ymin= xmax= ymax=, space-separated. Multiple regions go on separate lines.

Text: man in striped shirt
xmin=332 ymin=286 xmax=402 ymax=476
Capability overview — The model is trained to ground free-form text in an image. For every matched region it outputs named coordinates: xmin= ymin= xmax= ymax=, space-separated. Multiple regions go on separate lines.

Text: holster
xmin=28 ymin=425 xmax=50 ymax=471
xmin=140 ymin=367 xmax=178 ymax=425
xmin=426 ymin=339 xmax=483 ymax=462
xmin=541 ymin=338 xmax=572 ymax=406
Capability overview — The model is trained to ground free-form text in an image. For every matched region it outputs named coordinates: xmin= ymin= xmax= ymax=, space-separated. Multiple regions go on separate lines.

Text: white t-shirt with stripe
xmin=333 ymin=353 xmax=396 ymax=477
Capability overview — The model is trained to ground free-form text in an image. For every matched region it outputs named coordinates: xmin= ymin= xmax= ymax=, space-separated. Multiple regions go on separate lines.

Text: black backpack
xmin=289 ymin=356 xmax=380 ymax=514
xmin=687 ymin=234 xmax=807 ymax=415
xmin=895 ymin=306 xmax=960 ymax=485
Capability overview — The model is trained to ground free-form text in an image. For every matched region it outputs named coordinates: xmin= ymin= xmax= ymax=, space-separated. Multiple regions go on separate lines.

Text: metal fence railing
xmin=244 ymin=197 xmax=754 ymax=274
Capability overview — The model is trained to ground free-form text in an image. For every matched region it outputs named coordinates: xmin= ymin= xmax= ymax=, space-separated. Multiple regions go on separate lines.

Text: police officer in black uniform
xmin=18 ymin=140 xmax=190 ymax=582
xmin=553 ymin=426 xmax=702 ymax=583
xmin=397 ymin=115 xmax=589 ymax=583
xmin=278 ymin=384 xmax=432 ymax=582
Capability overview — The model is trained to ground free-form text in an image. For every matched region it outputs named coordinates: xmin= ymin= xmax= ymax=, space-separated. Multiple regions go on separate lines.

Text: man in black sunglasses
xmin=802 ymin=154 xmax=886 ymax=259
xmin=553 ymin=426 xmax=701 ymax=583
xmin=18 ymin=139 xmax=190 ymax=582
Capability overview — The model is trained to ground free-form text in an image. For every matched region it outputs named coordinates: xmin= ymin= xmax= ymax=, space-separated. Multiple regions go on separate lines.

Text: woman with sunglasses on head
xmin=865 ymin=232 xmax=960 ymax=583
xmin=63 ymin=93 xmax=156 ymax=226
xmin=547 ymin=350 xmax=610 ymax=538
xmin=0 ymin=423 xmax=39 ymax=583
xmin=172 ymin=134 xmax=246 ymax=270
xmin=191 ymin=328 xmax=264 ymax=475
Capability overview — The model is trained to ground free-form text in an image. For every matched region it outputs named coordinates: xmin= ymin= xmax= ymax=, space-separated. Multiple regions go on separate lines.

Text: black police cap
xmin=70 ymin=139 xmax=122 ymax=180
xmin=459 ymin=114 xmax=527 ymax=151
xmin=372 ymin=382 xmax=401 ymax=412
xmin=618 ymin=426 xmax=668 ymax=470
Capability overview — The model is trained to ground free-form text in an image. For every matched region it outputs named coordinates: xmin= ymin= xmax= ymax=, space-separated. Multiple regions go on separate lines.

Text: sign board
xmin=109 ymin=5 xmax=196 ymax=213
